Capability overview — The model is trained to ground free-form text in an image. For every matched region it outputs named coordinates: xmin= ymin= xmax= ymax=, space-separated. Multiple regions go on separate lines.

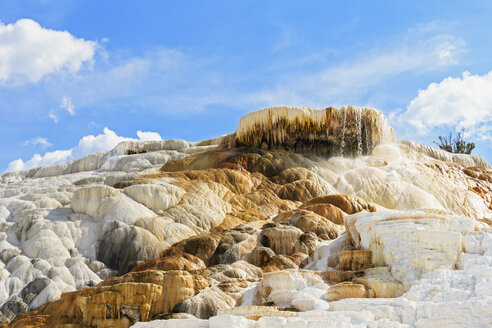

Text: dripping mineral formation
xmin=0 ymin=106 xmax=490 ymax=328
xmin=234 ymin=106 xmax=396 ymax=156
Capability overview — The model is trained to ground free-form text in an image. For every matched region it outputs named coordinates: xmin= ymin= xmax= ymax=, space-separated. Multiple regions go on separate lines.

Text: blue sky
xmin=2 ymin=1 xmax=492 ymax=171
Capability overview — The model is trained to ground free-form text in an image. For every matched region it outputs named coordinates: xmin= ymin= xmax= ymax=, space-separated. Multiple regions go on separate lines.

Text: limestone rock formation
xmin=324 ymin=282 xmax=375 ymax=301
xmin=234 ymin=106 xmax=395 ymax=157
xmin=0 ymin=106 xmax=491 ymax=327
xmin=7 ymin=270 xmax=207 ymax=327
xmin=338 ymin=250 xmax=373 ymax=271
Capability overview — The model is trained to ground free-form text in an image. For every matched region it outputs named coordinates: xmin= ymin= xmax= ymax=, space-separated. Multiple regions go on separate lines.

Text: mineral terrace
xmin=0 ymin=106 xmax=491 ymax=327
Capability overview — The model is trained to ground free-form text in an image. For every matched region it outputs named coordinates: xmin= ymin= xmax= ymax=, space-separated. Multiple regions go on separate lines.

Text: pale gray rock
xmin=173 ymin=287 xmax=236 ymax=319
xmin=245 ymin=246 xmax=275 ymax=267
xmin=96 ymin=220 xmax=160 ymax=274
xmin=1 ymin=296 xmax=27 ymax=321
xmin=20 ymin=277 xmax=51 ymax=304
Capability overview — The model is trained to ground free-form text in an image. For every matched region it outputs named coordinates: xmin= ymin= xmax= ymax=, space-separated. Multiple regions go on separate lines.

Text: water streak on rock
xmin=340 ymin=109 xmax=347 ymax=156
xmin=234 ymin=106 xmax=395 ymax=157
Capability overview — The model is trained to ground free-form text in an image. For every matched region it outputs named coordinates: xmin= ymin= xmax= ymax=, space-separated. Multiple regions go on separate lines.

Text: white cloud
xmin=0 ymin=19 xmax=96 ymax=84
xmin=60 ymin=96 xmax=75 ymax=115
xmin=399 ymin=71 xmax=492 ymax=136
xmin=241 ymin=34 xmax=468 ymax=108
xmin=6 ymin=23 xmax=466 ymax=119
xmin=49 ymin=111 xmax=58 ymax=123
xmin=7 ymin=149 xmax=72 ymax=172
xmin=23 ymin=137 xmax=52 ymax=149
xmin=71 ymin=127 xmax=133 ymax=158
xmin=68 ymin=31 xmax=464 ymax=114
xmin=7 ymin=128 xmax=163 ymax=172
xmin=47 ymin=96 xmax=76 ymax=123
xmin=136 ymin=131 xmax=162 ymax=141
xmin=435 ymin=38 xmax=466 ymax=65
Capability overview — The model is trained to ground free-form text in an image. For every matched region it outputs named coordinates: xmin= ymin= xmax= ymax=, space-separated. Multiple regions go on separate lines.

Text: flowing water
xmin=340 ymin=109 xmax=347 ymax=156
xmin=356 ymin=108 xmax=363 ymax=157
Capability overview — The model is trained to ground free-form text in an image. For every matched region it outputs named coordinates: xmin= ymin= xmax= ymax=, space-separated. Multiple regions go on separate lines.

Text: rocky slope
xmin=0 ymin=106 xmax=491 ymax=327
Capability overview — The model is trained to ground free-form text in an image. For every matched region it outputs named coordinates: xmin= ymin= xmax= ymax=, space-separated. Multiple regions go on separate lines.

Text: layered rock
xmin=7 ymin=270 xmax=207 ymax=328
xmin=0 ymin=106 xmax=491 ymax=327
xmin=324 ymin=282 xmax=375 ymax=301
xmin=345 ymin=210 xmax=480 ymax=285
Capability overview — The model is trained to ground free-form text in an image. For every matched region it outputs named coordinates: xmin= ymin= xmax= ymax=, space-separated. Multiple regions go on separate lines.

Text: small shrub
xmin=434 ymin=129 xmax=475 ymax=154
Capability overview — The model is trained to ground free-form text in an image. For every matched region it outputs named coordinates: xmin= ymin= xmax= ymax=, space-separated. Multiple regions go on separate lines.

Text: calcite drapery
xmin=234 ymin=106 xmax=395 ymax=157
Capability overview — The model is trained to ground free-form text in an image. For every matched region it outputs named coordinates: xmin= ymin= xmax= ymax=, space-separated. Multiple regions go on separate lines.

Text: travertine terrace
xmin=0 ymin=106 xmax=491 ymax=327
xmin=234 ymin=106 xmax=396 ymax=156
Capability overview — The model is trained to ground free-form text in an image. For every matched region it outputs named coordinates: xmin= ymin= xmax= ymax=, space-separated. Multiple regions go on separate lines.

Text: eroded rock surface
xmin=0 ymin=106 xmax=491 ymax=327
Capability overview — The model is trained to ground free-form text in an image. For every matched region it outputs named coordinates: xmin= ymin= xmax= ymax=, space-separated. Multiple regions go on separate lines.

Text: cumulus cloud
xmin=23 ymin=137 xmax=52 ymax=149
xmin=71 ymin=127 xmax=133 ymax=158
xmin=0 ymin=19 xmax=96 ymax=84
xmin=60 ymin=96 xmax=75 ymax=115
xmin=7 ymin=127 xmax=163 ymax=172
xmin=136 ymin=131 xmax=162 ymax=141
xmin=7 ymin=150 xmax=72 ymax=172
xmin=399 ymin=71 xmax=492 ymax=137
